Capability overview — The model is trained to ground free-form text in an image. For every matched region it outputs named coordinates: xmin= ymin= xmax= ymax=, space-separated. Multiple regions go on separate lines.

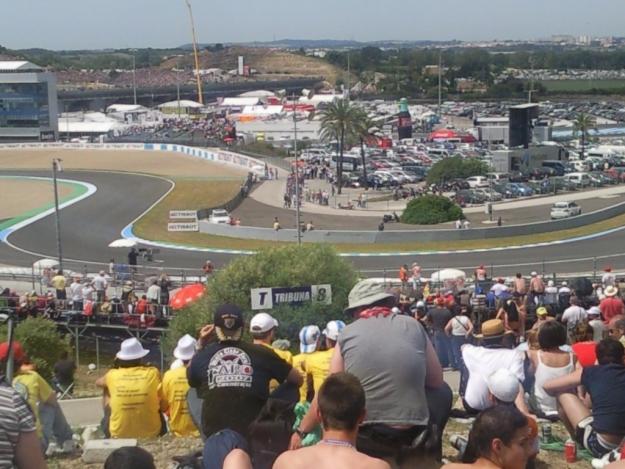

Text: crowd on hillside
xmin=114 ymin=116 xmax=236 ymax=143
xmin=3 ymin=266 xmax=625 ymax=468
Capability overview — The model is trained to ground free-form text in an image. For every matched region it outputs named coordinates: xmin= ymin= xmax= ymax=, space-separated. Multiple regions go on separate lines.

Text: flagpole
xmin=52 ymin=158 xmax=63 ymax=271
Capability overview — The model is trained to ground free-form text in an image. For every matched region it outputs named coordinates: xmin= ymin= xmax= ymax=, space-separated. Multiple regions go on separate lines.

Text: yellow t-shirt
xmin=13 ymin=370 xmax=54 ymax=436
xmin=162 ymin=366 xmax=199 ymax=437
xmin=305 ymin=349 xmax=333 ymax=394
xmin=51 ymin=275 xmax=66 ymax=290
xmin=105 ymin=366 xmax=163 ymax=438
xmin=292 ymin=353 xmax=309 ymax=402
xmin=259 ymin=343 xmax=293 ymax=392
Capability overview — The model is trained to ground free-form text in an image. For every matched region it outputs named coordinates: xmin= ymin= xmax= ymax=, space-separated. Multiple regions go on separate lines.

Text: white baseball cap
xmin=487 ymin=368 xmax=520 ymax=403
xmin=250 ymin=312 xmax=279 ymax=333
xmin=587 ymin=306 xmax=601 ymax=317
xmin=323 ymin=320 xmax=346 ymax=342
xmin=173 ymin=334 xmax=197 ymax=361
xmin=299 ymin=325 xmax=321 ymax=353
xmin=116 ymin=338 xmax=149 ymax=361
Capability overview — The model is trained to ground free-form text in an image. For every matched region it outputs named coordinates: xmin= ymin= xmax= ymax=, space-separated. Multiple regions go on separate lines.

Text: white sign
xmin=169 ymin=210 xmax=198 ymax=219
xmin=167 ymin=222 xmax=199 ymax=232
xmin=250 ymin=284 xmax=332 ymax=310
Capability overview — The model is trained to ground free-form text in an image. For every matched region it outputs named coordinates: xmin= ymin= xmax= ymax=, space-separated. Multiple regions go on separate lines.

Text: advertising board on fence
xmin=169 ymin=210 xmax=198 ymax=219
xmin=167 ymin=222 xmax=199 ymax=232
xmin=250 ymin=284 xmax=332 ymax=310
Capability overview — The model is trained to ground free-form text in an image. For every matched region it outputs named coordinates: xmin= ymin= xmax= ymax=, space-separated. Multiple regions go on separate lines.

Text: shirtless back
xmin=273 ymin=444 xmax=389 ymax=469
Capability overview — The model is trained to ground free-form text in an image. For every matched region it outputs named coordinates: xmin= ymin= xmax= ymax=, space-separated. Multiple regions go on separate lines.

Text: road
xmin=2 ymin=169 xmax=625 ymax=277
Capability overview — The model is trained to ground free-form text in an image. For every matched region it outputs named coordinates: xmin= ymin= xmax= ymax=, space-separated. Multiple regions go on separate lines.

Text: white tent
xmin=158 ymin=100 xmax=204 ymax=109
xmin=221 ymin=97 xmax=260 ymax=107
xmin=238 ymin=90 xmax=276 ymax=98
xmin=240 ymin=105 xmax=284 ymax=117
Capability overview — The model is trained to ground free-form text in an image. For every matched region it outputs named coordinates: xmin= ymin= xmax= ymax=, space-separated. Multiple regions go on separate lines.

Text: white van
xmin=486 ymin=172 xmax=510 ymax=182
xmin=466 ymin=176 xmax=489 ymax=188
xmin=563 ymin=172 xmax=592 ymax=188
xmin=428 ymin=148 xmax=450 ymax=158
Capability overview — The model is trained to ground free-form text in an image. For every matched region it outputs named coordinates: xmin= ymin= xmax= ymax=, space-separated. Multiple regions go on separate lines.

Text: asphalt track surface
xmin=2 ymin=169 xmax=625 ymax=277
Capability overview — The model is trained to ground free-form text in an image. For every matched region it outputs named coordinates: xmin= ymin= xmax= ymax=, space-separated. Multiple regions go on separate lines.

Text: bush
xmin=1 ymin=317 xmax=70 ymax=381
xmin=166 ymin=244 xmax=358 ymax=354
xmin=400 ymin=195 xmax=463 ymax=225
xmin=426 ymin=156 xmax=488 ymax=185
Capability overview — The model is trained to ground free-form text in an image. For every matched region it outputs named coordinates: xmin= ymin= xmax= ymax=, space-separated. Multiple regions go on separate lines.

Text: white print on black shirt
xmin=207 ymin=347 xmax=253 ymax=389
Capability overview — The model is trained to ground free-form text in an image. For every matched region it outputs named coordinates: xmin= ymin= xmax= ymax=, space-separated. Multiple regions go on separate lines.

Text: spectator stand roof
xmin=0 ymin=60 xmax=43 ymax=72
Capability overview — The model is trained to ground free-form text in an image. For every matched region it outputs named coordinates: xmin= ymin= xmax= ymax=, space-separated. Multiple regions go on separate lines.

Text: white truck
xmin=209 ymin=209 xmax=231 ymax=224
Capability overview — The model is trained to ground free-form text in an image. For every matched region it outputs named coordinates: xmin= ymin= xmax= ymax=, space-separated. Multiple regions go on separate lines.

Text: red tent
xmin=428 ymin=129 xmax=460 ymax=140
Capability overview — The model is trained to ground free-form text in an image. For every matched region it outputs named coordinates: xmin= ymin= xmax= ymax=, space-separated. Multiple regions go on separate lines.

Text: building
xmin=0 ymin=61 xmax=58 ymax=141
xmin=475 ymin=116 xmax=509 ymax=145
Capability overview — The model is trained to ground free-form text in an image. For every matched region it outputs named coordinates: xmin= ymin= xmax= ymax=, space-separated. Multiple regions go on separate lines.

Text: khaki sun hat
xmin=344 ymin=281 xmax=395 ymax=315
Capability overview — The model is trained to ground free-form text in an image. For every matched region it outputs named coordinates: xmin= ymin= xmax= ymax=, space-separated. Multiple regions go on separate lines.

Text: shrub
xmin=426 ymin=156 xmax=489 ymax=185
xmin=401 ymin=195 xmax=464 ymax=225
xmin=1 ymin=317 xmax=70 ymax=381
xmin=166 ymin=244 xmax=358 ymax=354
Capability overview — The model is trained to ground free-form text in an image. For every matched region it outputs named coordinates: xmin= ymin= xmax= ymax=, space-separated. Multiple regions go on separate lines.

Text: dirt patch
xmin=0 ymin=179 xmax=74 ymax=219
xmin=0 ymin=150 xmax=248 ymax=179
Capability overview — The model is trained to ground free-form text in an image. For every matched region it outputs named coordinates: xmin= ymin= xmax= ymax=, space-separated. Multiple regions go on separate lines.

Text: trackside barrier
xmin=0 ymin=142 xmax=265 ymax=176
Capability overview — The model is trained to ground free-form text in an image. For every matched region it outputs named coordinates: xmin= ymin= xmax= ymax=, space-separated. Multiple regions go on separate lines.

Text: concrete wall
xmin=200 ymin=200 xmax=625 ymax=244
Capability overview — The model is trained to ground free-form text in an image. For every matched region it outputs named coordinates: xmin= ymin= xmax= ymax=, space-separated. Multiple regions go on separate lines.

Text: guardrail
xmin=198 ymin=199 xmax=625 ymax=244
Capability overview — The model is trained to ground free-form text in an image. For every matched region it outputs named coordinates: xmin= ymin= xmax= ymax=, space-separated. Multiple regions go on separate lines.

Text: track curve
xmin=1 ymin=169 xmax=625 ymax=277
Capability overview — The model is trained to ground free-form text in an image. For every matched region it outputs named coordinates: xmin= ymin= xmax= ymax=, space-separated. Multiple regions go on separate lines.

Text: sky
xmin=2 ymin=0 xmax=625 ymax=50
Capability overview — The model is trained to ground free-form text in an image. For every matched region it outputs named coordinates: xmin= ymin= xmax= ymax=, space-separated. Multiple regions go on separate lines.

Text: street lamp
xmin=52 ymin=158 xmax=63 ymax=271
xmin=291 ymin=94 xmax=302 ymax=245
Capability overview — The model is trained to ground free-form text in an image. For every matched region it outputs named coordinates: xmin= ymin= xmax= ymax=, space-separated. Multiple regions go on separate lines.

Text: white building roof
xmin=0 ymin=61 xmax=43 ymax=72
xmin=58 ymin=120 xmax=123 ymax=134
xmin=158 ymin=99 xmax=204 ymax=109
xmin=238 ymin=90 xmax=276 ymax=98
xmin=240 ymin=105 xmax=284 ymax=116
xmin=220 ymin=97 xmax=260 ymax=107
xmin=106 ymin=104 xmax=148 ymax=113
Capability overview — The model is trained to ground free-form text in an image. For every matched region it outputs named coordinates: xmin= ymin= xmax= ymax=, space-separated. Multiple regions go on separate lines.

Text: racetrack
xmin=2 ymin=169 xmax=625 ymax=277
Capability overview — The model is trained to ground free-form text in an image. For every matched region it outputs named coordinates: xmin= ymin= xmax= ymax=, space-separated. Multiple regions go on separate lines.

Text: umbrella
xmin=170 ymin=283 xmax=206 ymax=310
xmin=108 ymin=239 xmax=138 ymax=248
xmin=430 ymin=269 xmax=466 ymax=283
xmin=33 ymin=258 xmax=59 ymax=269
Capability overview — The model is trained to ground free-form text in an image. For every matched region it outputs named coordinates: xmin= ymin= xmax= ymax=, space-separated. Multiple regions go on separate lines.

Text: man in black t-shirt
xmin=426 ymin=298 xmax=454 ymax=368
xmin=188 ymin=304 xmax=302 ymax=438
xmin=544 ymin=338 xmax=625 ymax=458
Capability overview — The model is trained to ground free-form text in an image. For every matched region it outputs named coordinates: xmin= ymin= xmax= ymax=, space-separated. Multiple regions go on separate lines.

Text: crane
xmin=184 ymin=0 xmax=204 ymax=104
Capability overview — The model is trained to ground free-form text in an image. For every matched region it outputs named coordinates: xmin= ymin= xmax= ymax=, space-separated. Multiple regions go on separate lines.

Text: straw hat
xmin=474 ymin=319 xmax=505 ymax=339
xmin=605 ymin=286 xmax=618 ymax=297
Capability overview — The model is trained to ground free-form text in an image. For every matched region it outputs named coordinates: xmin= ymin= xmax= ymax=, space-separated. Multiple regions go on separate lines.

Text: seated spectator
xmin=442 ymin=406 xmax=533 ymax=469
xmin=544 ymin=339 xmax=625 ymax=458
xmin=461 ymin=320 xmax=529 ymax=415
xmin=587 ymin=307 xmax=606 ymax=342
xmin=571 ymin=322 xmax=597 ymax=368
xmin=162 ymin=335 xmax=200 ymax=437
xmin=609 ymin=319 xmax=625 ymax=347
xmin=135 ymin=295 xmax=149 ymax=315
xmin=0 ymin=341 xmax=75 ymax=455
xmin=0 ymin=368 xmax=47 ymax=468
xmin=273 ymin=372 xmax=390 ymax=469
xmin=526 ymin=322 xmax=575 ymax=418
xmin=530 ymin=307 xmax=555 ymax=331
xmin=490 ymin=278 xmax=509 ymax=298
xmin=104 ymin=447 xmax=156 ymax=469
xmin=96 ymin=338 xmax=165 ymax=438
xmin=53 ymin=350 xmax=76 ymax=396
xmin=187 ymin=304 xmax=302 ymax=439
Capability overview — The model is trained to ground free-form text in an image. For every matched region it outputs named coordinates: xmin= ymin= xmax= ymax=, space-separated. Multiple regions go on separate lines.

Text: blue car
xmin=510 ymin=182 xmax=534 ymax=197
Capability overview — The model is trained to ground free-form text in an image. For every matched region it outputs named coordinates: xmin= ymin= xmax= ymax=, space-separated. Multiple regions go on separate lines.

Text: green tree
xmin=401 ymin=195 xmax=463 ymax=225
xmin=354 ymin=108 xmax=377 ymax=188
xmin=426 ymin=156 xmax=489 ymax=185
xmin=166 ymin=245 xmax=358 ymax=354
xmin=319 ymin=99 xmax=362 ymax=194
xmin=573 ymin=112 xmax=597 ymax=159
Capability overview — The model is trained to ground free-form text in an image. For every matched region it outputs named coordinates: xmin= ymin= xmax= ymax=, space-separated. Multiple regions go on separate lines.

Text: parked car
xmin=511 ymin=182 xmax=534 ymax=197
xmin=552 ymin=177 xmax=579 ymax=192
xmin=493 ymin=182 xmax=518 ymax=199
xmin=473 ymin=188 xmax=503 ymax=201
xmin=563 ymin=172 xmax=592 ymax=188
xmin=209 ymin=209 xmax=230 ymax=224
xmin=550 ymin=201 xmax=582 ymax=219
xmin=456 ymin=189 xmax=486 ymax=205
xmin=588 ymin=172 xmax=606 ymax=187
xmin=466 ymin=176 xmax=489 ymax=188
xmin=508 ymin=171 xmax=528 ymax=183
xmin=527 ymin=179 xmax=553 ymax=194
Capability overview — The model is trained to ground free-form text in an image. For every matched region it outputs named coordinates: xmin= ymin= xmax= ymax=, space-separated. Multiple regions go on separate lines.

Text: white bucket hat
xmin=487 ymin=368 xmax=520 ymax=403
xmin=173 ymin=334 xmax=197 ymax=361
xmin=116 ymin=338 xmax=149 ymax=361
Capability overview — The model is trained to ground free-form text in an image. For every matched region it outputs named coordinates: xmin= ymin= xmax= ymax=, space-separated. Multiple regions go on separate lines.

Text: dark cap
xmin=214 ymin=304 xmax=244 ymax=331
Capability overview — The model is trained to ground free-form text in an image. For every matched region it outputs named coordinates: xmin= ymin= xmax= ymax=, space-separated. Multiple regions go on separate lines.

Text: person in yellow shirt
xmin=162 ymin=334 xmax=200 ymax=437
xmin=306 ymin=320 xmax=346 ymax=396
xmin=1 ymin=341 xmax=75 ymax=455
xmin=51 ymin=270 xmax=67 ymax=308
xmin=251 ymin=312 xmax=300 ymax=400
xmin=292 ymin=325 xmax=322 ymax=402
xmin=96 ymin=338 xmax=165 ymax=438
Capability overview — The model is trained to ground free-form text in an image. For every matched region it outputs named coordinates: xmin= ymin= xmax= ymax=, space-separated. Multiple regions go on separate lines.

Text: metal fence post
xmin=593 ymin=257 xmax=597 ymax=282
xmin=96 ymin=336 xmax=100 ymax=370
xmin=74 ymin=327 xmax=80 ymax=368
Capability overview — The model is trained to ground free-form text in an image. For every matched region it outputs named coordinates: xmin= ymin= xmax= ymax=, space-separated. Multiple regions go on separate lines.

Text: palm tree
xmin=319 ymin=99 xmax=361 ymax=194
xmin=354 ymin=109 xmax=377 ymax=189
xmin=573 ymin=113 xmax=596 ymax=159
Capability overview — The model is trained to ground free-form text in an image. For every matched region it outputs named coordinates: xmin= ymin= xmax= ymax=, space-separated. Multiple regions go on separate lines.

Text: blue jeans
xmin=433 ymin=331 xmax=452 ymax=368
xmin=450 ymin=335 xmax=467 ymax=370
xmin=39 ymin=403 xmax=73 ymax=452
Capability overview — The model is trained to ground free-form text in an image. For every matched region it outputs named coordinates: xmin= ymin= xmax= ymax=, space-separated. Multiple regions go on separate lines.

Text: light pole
xmin=131 ymin=52 xmax=137 ymax=105
xmin=291 ymin=94 xmax=302 ymax=245
xmin=52 ymin=158 xmax=63 ymax=271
